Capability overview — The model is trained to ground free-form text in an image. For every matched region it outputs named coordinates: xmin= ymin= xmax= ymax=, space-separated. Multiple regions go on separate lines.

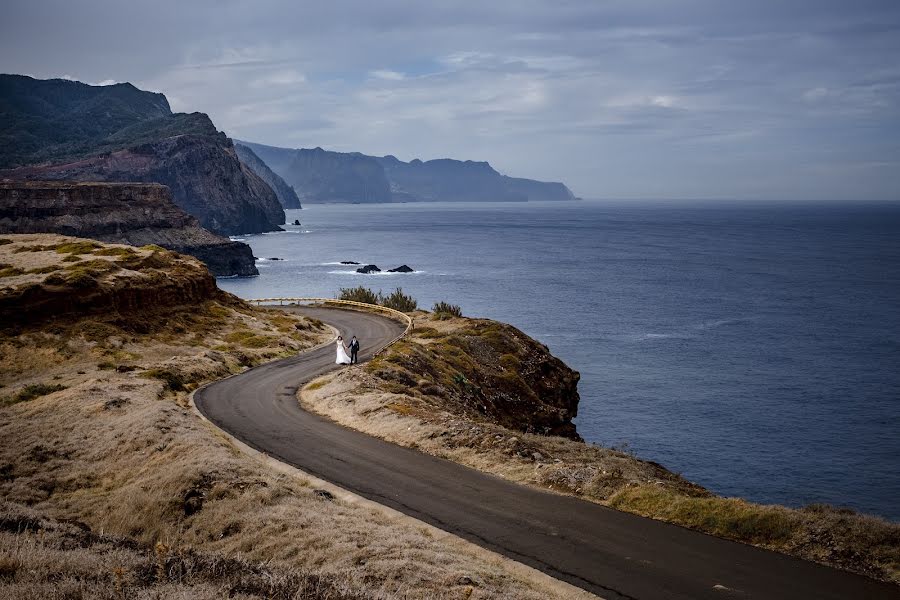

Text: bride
xmin=336 ymin=336 xmax=352 ymax=364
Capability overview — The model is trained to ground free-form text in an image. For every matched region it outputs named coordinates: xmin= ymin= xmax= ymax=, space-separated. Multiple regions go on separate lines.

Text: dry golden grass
xmin=0 ymin=237 xmax=592 ymax=600
xmin=302 ymin=312 xmax=900 ymax=585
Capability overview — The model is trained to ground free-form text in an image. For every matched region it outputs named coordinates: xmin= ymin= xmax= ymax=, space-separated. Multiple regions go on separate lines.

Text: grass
xmin=433 ymin=301 xmax=463 ymax=318
xmin=0 ymin=383 xmax=67 ymax=407
xmin=53 ymin=241 xmax=102 ymax=255
xmin=337 ymin=286 xmax=418 ymax=313
xmin=0 ymin=265 xmax=24 ymax=278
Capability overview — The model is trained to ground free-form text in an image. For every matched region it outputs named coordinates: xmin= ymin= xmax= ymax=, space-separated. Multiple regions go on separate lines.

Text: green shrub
xmin=1 ymin=383 xmax=67 ymax=407
xmin=337 ymin=286 xmax=382 ymax=305
xmin=140 ymin=368 xmax=187 ymax=392
xmin=382 ymin=288 xmax=417 ymax=312
xmin=432 ymin=301 xmax=462 ymax=318
xmin=54 ymin=241 xmax=101 ymax=255
xmin=0 ymin=264 xmax=24 ymax=278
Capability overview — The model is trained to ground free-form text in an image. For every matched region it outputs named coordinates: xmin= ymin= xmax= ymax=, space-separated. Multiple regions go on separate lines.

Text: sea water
xmin=219 ymin=200 xmax=900 ymax=521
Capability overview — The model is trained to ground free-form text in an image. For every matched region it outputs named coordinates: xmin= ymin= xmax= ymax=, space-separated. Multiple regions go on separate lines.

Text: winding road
xmin=195 ymin=306 xmax=898 ymax=600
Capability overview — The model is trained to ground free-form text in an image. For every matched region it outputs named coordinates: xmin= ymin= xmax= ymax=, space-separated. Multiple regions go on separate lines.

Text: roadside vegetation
xmin=303 ymin=308 xmax=900 ymax=584
xmin=337 ymin=286 xmax=418 ymax=312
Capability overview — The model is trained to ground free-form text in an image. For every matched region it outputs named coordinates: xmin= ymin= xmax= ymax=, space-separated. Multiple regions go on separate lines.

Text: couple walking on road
xmin=336 ymin=335 xmax=360 ymax=364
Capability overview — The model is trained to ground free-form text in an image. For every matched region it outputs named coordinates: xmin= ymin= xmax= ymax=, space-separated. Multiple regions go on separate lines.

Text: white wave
xmin=229 ymin=237 xmax=246 ymax=242
xmin=694 ymin=317 xmax=752 ymax=330
xmin=327 ymin=270 xmax=426 ymax=275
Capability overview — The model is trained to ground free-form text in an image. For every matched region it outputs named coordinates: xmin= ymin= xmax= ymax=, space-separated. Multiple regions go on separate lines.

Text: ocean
xmin=219 ymin=200 xmax=900 ymax=521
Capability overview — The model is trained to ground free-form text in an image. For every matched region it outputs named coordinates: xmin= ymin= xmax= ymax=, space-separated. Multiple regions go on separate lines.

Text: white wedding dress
xmin=336 ymin=340 xmax=352 ymax=364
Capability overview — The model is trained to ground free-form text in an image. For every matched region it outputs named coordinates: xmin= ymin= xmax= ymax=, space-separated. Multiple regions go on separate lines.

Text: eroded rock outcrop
xmin=0 ymin=182 xmax=257 ymax=277
xmin=368 ymin=315 xmax=581 ymax=439
xmin=0 ymin=233 xmax=220 ymax=330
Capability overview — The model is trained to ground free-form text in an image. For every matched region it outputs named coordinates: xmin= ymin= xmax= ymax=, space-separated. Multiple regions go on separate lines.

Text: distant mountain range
xmin=237 ymin=141 xmax=576 ymax=204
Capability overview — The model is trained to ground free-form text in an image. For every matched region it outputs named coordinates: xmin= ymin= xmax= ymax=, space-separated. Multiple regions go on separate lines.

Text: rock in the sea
xmin=267 ymin=257 xmax=283 ymax=261
xmin=0 ymin=181 xmax=259 ymax=277
xmin=340 ymin=260 xmax=360 ymax=265
xmin=356 ymin=264 xmax=381 ymax=274
xmin=387 ymin=264 xmax=414 ymax=273
xmin=293 ymin=219 xmax=301 ymax=226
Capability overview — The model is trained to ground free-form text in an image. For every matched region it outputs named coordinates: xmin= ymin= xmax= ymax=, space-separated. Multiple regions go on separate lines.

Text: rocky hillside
xmin=241 ymin=142 xmax=391 ymax=203
xmin=366 ymin=315 xmax=581 ymax=438
xmin=238 ymin=140 xmax=575 ymax=203
xmin=377 ymin=155 xmax=575 ymax=202
xmin=235 ymin=143 xmax=302 ymax=209
xmin=0 ymin=181 xmax=258 ymax=277
xmin=0 ymin=75 xmax=284 ymax=235
xmin=0 ymin=234 xmax=220 ymax=329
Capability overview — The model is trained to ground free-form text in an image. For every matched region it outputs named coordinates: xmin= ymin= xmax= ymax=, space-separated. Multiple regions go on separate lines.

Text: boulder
xmin=340 ymin=260 xmax=360 ymax=265
xmin=387 ymin=264 xmax=414 ymax=273
xmin=356 ymin=264 xmax=381 ymax=274
xmin=293 ymin=219 xmax=301 ymax=226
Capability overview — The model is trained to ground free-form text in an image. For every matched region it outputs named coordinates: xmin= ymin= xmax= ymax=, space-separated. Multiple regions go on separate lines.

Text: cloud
xmin=1 ymin=0 xmax=899 ymax=200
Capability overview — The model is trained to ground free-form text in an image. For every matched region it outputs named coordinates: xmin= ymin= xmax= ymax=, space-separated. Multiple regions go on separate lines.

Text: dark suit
xmin=349 ymin=339 xmax=360 ymax=363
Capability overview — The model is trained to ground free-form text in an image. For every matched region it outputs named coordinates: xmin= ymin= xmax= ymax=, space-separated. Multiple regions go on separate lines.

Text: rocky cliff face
xmin=0 ymin=75 xmax=284 ymax=235
xmin=0 ymin=233 xmax=220 ymax=330
xmin=367 ymin=315 xmax=581 ymax=439
xmin=241 ymin=142 xmax=391 ymax=203
xmin=238 ymin=140 xmax=576 ymax=203
xmin=234 ymin=143 xmax=302 ymax=209
xmin=0 ymin=182 xmax=258 ymax=277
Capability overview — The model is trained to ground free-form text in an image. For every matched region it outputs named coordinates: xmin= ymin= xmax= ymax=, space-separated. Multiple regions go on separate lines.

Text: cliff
xmin=0 ymin=233 xmax=219 ymax=329
xmin=234 ymin=143 xmax=302 ymax=209
xmin=241 ymin=142 xmax=391 ymax=203
xmin=0 ymin=75 xmax=284 ymax=235
xmin=367 ymin=315 xmax=581 ymax=438
xmin=0 ymin=182 xmax=258 ymax=277
xmin=238 ymin=140 xmax=576 ymax=203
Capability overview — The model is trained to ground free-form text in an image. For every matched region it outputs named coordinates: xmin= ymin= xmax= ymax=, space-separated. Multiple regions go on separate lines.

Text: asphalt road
xmin=194 ymin=306 xmax=898 ymax=600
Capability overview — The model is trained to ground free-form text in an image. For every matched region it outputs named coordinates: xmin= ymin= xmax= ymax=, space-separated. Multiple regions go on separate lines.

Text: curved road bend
xmin=195 ymin=307 xmax=898 ymax=600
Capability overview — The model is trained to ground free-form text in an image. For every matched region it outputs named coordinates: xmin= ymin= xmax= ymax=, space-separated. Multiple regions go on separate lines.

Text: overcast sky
xmin=2 ymin=1 xmax=899 ymax=200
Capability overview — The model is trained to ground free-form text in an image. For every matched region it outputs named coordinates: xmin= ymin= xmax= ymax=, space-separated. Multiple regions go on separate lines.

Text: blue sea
xmin=219 ymin=200 xmax=900 ymax=521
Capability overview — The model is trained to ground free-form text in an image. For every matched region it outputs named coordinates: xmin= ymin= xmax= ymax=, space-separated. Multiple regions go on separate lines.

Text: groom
xmin=349 ymin=335 xmax=360 ymax=364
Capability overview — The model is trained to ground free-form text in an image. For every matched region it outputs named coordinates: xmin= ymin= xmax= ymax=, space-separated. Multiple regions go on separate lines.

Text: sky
xmin=2 ymin=0 xmax=899 ymax=200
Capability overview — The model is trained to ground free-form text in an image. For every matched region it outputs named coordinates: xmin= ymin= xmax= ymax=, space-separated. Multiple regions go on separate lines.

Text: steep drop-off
xmin=0 ymin=182 xmax=257 ymax=277
xmin=241 ymin=142 xmax=391 ymax=204
xmin=238 ymin=140 xmax=575 ymax=203
xmin=0 ymin=233 xmax=220 ymax=329
xmin=0 ymin=75 xmax=284 ymax=235
xmin=235 ymin=143 xmax=302 ymax=209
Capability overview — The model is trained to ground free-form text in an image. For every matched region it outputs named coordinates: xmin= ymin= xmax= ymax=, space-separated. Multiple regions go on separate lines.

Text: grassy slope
xmin=301 ymin=311 xmax=900 ymax=585
xmin=0 ymin=236 xmax=583 ymax=600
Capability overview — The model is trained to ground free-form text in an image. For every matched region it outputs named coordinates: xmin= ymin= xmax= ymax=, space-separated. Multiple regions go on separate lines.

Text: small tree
xmin=381 ymin=288 xmax=418 ymax=312
xmin=337 ymin=286 xmax=381 ymax=305
xmin=432 ymin=301 xmax=462 ymax=318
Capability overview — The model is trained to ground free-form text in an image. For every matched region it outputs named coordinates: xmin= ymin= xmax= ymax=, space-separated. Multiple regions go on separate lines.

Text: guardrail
xmin=248 ymin=297 xmax=414 ymax=354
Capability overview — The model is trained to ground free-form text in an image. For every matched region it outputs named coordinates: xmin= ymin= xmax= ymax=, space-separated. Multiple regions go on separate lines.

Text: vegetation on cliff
xmin=302 ymin=302 xmax=900 ymax=584
xmin=0 ymin=75 xmax=284 ymax=235
xmin=0 ymin=181 xmax=258 ymax=277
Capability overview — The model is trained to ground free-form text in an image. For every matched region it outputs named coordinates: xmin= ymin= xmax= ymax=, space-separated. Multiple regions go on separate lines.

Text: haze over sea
xmin=219 ymin=200 xmax=900 ymax=521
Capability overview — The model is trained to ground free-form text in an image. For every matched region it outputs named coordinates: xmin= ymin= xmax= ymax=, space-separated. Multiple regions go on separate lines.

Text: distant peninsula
xmin=237 ymin=140 xmax=576 ymax=204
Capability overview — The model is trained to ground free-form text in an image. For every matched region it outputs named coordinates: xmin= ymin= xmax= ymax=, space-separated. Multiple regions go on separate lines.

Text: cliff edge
xmin=0 ymin=182 xmax=258 ymax=277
